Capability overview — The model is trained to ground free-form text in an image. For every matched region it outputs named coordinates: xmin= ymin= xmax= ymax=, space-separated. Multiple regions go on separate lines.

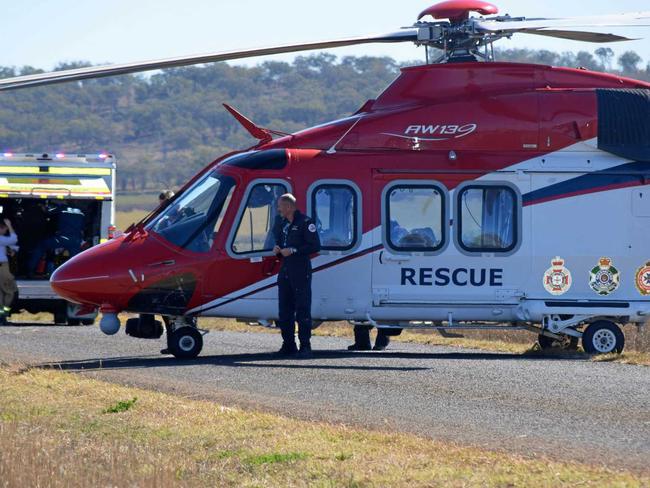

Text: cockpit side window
xmin=308 ymin=182 xmax=360 ymax=252
xmin=147 ymin=174 xmax=236 ymax=253
xmin=231 ymin=181 xmax=290 ymax=255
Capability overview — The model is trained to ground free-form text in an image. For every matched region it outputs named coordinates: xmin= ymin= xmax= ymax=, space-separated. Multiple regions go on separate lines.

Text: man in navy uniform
xmin=273 ymin=193 xmax=321 ymax=358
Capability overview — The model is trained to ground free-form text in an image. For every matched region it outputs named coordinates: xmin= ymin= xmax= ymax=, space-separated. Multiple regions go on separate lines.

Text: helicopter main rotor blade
xmin=518 ymin=29 xmax=636 ymax=43
xmin=0 ymin=30 xmax=418 ymax=91
xmin=475 ymin=11 xmax=650 ymax=33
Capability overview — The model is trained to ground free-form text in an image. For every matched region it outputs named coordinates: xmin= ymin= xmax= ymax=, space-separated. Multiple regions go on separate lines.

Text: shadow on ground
xmin=19 ymin=347 xmax=590 ymax=374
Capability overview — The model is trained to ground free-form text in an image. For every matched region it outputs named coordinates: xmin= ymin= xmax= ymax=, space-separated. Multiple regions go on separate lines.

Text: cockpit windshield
xmin=147 ymin=173 xmax=236 ymax=253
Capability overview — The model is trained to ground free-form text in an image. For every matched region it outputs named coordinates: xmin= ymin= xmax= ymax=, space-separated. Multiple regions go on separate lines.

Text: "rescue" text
xmin=401 ymin=267 xmax=503 ymax=287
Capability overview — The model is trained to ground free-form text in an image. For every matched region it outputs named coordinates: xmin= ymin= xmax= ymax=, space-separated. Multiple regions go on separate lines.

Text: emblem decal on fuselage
xmin=634 ymin=261 xmax=650 ymax=296
xmin=589 ymin=257 xmax=620 ymax=296
xmin=543 ymin=256 xmax=572 ymax=296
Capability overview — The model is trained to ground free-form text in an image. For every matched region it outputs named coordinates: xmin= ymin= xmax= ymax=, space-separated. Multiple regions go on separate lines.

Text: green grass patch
xmin=335 ymin=452 xmax=353 ymax=461
xmin=103 ymin=397 xmax=137 ymax=414
xmin=244 ymin=452 xmax=309 ymax=466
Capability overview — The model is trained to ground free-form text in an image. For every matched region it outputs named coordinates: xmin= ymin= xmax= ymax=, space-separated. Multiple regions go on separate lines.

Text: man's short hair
xmin=279 ymin=193 xmax=297 ymax=206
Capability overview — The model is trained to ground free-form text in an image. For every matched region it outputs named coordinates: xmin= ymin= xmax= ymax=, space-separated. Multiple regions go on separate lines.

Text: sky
xmin=2 ymin=0 xmax=649 ymax=72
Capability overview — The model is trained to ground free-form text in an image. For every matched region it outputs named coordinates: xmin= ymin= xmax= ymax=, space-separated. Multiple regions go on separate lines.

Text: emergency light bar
xmin=0 ymin=153 xmax=114 ymax=164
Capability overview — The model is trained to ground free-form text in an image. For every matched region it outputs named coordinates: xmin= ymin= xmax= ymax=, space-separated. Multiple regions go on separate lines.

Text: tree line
xmin=0 ymin=48 xmax=648 ymax=191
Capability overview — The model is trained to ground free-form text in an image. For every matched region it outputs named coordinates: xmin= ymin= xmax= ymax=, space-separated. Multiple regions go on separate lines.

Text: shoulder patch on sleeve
xmin=308 ymin=223 xmax=317 ymax=233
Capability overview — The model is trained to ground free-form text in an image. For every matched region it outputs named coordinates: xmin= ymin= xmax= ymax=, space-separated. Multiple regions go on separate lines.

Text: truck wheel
xmin=538 ymin=334 xmax=579 ymax=351
xmin=168 ymin=327 xmax=203 ymax=359
xmin=81 ymin=319 xmax=95 ymax=326
xmin=67 ymin=318 xmax=82 ymax=326
xmin=582 ymin=321 xmax=625 ymax=355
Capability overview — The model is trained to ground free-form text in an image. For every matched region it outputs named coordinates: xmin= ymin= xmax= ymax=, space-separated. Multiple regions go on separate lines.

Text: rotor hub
xmin=413 ymin=1 xmax=506 ymax=63
xmin=419 ymin=0 xmax=499 ymax=24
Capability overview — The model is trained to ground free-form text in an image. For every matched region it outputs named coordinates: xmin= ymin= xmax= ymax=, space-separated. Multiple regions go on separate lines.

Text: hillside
xmin=1 ymin=48 xmax=648 ymax=192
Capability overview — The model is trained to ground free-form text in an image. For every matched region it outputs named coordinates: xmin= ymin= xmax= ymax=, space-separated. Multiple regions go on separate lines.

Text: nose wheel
xmin=168 ymin=327 xmax=204 ymax=359
xmin=162 ymin=316 xmax=205 ymax=359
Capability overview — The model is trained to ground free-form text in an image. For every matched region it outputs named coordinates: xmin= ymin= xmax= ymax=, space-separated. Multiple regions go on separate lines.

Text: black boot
xmin=276 ymin=342 xmax=298 ymax=357
xmin=373 ymin=329 xmax=391 ymax=351
xmin=348 ymin=324 xmax=372 ymax=351
xmin=297 ymin=343 xmax=312 ymax=359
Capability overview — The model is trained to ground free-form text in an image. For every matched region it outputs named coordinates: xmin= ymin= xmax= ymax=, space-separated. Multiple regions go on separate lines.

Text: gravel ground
xmin=1 ymin=323 xmax=648 ymax=473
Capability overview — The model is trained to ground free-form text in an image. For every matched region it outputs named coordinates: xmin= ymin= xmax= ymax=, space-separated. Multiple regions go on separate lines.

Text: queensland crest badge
xmin=635 ymin=261 xmax=650 ymax=296
xmin=589 ymin=257 xmax=620 ymax=296
xmin=543 ymin=256 xmax=572 ymax=296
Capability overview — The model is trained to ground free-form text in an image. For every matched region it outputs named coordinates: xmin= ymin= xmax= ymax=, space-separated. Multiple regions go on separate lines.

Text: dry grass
xmin=116 ymin=209 xmax=150 ymax=230
xmin=0 ymin=422 xmax=173 ymax=488
xmin=591 ymin=351 xmax=650 ymax=366
xmin=0 ymin=366 xmax=647 ymax=487
xmin=115 ymin=191 xmax=160 ymax=213
xmin=8 ymin=311 xmax=53 ymax=324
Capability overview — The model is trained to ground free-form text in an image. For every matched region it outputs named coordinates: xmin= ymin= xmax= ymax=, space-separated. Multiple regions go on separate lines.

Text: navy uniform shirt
xmin=272 ymin=210 xmax=321 ymax=275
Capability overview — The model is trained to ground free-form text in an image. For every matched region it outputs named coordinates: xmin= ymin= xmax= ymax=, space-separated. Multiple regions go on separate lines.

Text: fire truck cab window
xmin=386 ymin=184 xmax=445 ymax=253
xmin=232 ymin=182 xmax=288 ymax=255
xmin=148 ymin=173 xmax=235 ymax=253
xmin=458 ymin=185 xmax=517 ymax=253
xmin=311 ymin=184 xmax=357 ymax=251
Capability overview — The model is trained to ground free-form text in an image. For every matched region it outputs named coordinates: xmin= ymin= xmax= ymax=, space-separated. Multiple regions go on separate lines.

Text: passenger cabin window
xmin=232 ymin=182 xmax=288 ymax=255
xmin=147 ymin=173 xmax=235 ymax=253
xmin=458 ymin=185 xmax=517 ymax=252
xmin=386 ymin=184 xmax=445 ymax=253
xmin=311 ymin=184 xmax=357 ymax=251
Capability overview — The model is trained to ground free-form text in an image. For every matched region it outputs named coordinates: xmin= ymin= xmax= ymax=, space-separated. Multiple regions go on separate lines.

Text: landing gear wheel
xmin=582 ymin=321 xmax=625 ymax=355
xmin=538 ymin=334 xmax=579 ymax=351
xmin=168 ymin=326 xmax=203 ymax=359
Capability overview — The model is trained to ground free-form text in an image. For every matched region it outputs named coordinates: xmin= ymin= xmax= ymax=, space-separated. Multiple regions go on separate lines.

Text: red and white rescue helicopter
xmin=2 ymin=0 xmax=649 ymax=359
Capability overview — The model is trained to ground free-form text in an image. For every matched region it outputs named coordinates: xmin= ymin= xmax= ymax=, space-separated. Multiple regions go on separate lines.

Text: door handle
xmin=148 ymin=260 xmax=176 ymax=267
xmin=383 ymin=255 xmax=411 ymax=263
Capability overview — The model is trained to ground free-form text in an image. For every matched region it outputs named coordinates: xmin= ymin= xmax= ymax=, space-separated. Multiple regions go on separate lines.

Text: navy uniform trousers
xmin=273 ymin=209 xmax=321 ymax=347
xmin=278 ymin=268 xmax=313 ymax=346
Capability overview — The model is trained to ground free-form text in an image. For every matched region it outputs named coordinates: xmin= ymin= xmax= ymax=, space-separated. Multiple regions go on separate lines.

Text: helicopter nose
xmin=50 ymin=242 xmax=125 ymax=307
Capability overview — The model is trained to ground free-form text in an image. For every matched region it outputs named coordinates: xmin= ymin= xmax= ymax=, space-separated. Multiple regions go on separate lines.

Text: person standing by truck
xmin=27 ymin=204 xmax=85 ymax=278
xmin=16 ymin=202 xmax=48 ymax=276
xmin=0 ymin=218 xmax=18 ymax=324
